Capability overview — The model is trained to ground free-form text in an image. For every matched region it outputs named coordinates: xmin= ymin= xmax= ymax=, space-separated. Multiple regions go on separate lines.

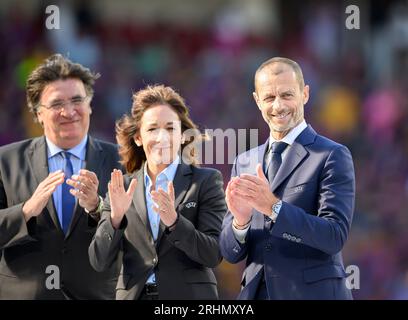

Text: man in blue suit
xmin=219 ymin=57 xmax=355 ymax=300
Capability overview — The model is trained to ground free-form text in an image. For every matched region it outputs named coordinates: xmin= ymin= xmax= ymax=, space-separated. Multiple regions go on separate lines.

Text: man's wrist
xmin=268 ymin=199 xmax=283 ymax=222
xmin=233 ymin=217 xmax=252 ymax=230
xmin=85 ymin=195 xmax=103 ymax=214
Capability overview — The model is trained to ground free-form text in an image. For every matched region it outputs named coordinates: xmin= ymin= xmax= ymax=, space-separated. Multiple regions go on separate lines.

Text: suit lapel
xmin=26 ymin=137 xmax=62 ymax=231
xmin=173 ymin=163 xmax=192 ymax=208
xmin=131 ymin=167 xmax=150 ymax=232
xmin=271 ymin=142 xmax=307 ymax=192
xmin=66 ymin=136 xmax=105 ymax=237
xmin=259 ymin=139 xmax=269 ymax=173
xmin=271 ymin=125 xmax=316 ymax=192
xmin=156 ymin=162 xmax=192 ymax=249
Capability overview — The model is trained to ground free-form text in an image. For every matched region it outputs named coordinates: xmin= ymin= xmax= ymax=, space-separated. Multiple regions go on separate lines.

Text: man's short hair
xmin=254 ymin=57 xmax=305 ymax=91
xmin=26 ymin=53 xmax=100 ymax=121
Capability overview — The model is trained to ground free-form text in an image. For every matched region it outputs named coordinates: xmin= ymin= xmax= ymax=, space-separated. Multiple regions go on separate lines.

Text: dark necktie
xmin=264 ymin=141 xmax=288 ymax=226
xmin=266 ymin=141 xmax=288 ymax=184
xmin=61 ymin=151 xmax=75 ymax=234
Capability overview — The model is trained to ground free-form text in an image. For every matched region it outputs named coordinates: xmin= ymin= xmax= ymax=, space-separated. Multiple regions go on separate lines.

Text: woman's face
xmin=135 ymin=104 xmax=183 ymax=168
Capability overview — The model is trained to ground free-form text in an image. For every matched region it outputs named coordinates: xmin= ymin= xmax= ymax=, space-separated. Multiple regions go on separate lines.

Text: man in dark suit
xmin=0 ymin=54 xmax=121 ymax=299
xmin=219 ymin=57 xmax=355 ymax=300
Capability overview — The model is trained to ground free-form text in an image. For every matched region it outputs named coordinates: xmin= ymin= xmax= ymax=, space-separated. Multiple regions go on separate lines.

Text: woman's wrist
xmin=166 ymin=213 xmax=179 ymax=232
xmin=110 ymin=213 xmax=124 ymax=229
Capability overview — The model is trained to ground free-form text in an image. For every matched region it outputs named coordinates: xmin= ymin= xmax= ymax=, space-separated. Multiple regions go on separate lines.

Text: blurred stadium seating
xmin=0 ymin=0 xmax=407 ymax=299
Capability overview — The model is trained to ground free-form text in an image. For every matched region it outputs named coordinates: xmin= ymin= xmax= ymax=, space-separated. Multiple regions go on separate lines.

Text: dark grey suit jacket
xmin=89 ymin=162 xmax=227 ymax=300
xmin=220 ymin=125 xmax=355 ymax=300
xmin=0 ymin=136 xmax=122 ymax=299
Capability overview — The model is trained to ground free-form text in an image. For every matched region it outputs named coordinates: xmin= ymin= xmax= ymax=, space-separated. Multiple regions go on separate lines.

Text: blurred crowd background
xmin=0 ymin=0 xmax=407 ymax=299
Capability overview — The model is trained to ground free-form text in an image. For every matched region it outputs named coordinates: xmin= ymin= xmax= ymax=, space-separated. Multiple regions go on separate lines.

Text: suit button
xmin=153 ymin=258 xmax=157 ymax=265
xmin=62 ymin=248 xmax=67 ymax=254
xmin=265 ymin=243 xmax=272 ymax=251
xmin=174 ymin=240 xmax=180 ymax=246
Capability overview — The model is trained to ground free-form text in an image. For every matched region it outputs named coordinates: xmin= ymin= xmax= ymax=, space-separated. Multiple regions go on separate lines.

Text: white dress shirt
xmin=232 ymin=120 xmax=308 ymax=243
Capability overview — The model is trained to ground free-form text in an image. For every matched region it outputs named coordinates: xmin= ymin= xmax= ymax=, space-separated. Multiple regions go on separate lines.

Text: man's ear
xmin=85 ymin=102 xmax=92 ymax=115
xmin=303 ymin=85 xmax=310 ymax=105
xmin=253 ymin=91 xmax=261 ymax=110
xmin=36 ymin=111 xmax=44 ymax=127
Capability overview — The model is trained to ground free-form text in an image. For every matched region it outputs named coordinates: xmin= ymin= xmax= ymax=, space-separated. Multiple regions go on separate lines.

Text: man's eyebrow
xmin=279 ymin=89 xmax=295 ymax=95
xmin=49 ymin=98 xmax=64 ymax=103
xmin=70 ymin=94 xmax=83 ymax=99
xmin=49 ymin=94 xmax=83 ymax=102
xmin=262 ymin=94 xmax=276 ymax=101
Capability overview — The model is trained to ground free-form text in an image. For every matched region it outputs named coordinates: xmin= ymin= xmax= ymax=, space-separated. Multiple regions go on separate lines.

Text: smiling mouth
xmin=272 ymin=112 xmax=290 ymax=119
xmin=60 ymin=120 xmax=79 ymax=125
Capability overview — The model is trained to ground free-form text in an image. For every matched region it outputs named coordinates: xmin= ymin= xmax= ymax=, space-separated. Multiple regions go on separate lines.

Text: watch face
xmin=273 ymin=201 xmax=282 ymax=213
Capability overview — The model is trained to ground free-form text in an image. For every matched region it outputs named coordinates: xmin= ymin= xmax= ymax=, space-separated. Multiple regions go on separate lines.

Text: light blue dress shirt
xmin=144 ymin=156 xmax=179 ymax=284
xmin=46 ymin=136 xmax=88 ymax=230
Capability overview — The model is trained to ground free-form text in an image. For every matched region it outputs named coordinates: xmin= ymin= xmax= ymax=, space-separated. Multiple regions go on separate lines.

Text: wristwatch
xmin=85 ymin=195 xmax=104 ymax=215
xmin=269 ymin=200 xmax=283 ymax=222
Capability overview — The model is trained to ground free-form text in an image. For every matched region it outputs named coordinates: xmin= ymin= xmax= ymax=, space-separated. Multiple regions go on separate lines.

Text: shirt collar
xmin=269 ymin=120 xmax=307 ymax=148
xmin=46 ymin=135 xmax=88 ymax=160
xmin=144 ymin=156 xmax=180 ymax=189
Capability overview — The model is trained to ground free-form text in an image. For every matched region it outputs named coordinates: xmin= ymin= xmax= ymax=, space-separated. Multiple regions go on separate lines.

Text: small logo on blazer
xmin=293 ymin=185 xmax=304 ymax=193
xmin=185 ymin=201 xmax=197 ymax=209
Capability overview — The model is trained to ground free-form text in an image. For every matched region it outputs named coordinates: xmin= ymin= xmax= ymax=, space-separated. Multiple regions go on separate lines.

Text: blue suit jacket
xmin=219 ymin=125 xmax=355 ymax=300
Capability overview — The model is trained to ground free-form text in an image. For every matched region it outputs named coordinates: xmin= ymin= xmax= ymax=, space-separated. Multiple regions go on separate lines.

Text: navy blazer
xmin=220 ymin=125 xmax=355 ymax=300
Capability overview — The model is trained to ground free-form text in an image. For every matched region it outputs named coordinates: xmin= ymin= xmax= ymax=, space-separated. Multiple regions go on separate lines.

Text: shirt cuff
xmin=232 ymin=223 xmax=250 ymax=244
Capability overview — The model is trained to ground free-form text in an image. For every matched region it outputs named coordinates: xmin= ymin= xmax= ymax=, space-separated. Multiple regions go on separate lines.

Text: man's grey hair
xmin=254 ymin=57 xmax=305 ymax=91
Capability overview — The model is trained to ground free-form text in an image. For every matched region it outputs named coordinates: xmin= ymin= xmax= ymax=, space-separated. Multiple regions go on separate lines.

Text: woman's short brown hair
xmin=116 ymin=84 xmax=203 ymax=173
xmin=26 ymin=53 xmax=100 ymax=121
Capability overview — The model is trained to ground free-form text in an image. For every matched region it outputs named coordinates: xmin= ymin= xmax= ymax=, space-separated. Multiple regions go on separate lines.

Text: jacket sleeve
xmin=88 ymin=194 xmax=127 ymax=272
xmin=271 ymin=145 xmax=355 ymax=255
xmin=0 ymin=172 xmax=37 ymax=250
xmin=165 ymin=170 xmax=227 ymax=268
xmin=219 ymin=158 xmax=250 ymax=264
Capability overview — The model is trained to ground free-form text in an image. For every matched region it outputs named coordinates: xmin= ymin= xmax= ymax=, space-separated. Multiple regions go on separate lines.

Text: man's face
xmin=253 ymin=63 xmax=309 ymax=139
xmin=37 ymin=78 xmax=92 ymax=149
